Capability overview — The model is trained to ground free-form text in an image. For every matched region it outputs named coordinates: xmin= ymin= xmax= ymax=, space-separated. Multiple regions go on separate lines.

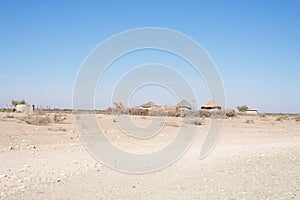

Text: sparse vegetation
xmin=295 ymin=115 xmax=300 ymax=122
xmin=164 ymin=121 xmax=180 ymax=127
xmin=5 ymin=114 xmax=14 ymax=119
xmin=199 ymin=110 xmax=211 ymax=118
xmin=259 ymin=113 xmax=266 ymax=118
xmin=184 ymin=118 xmax=202 ymax=125
xmin=211 ymin=110 xmax=226 ymax=119
xmin=12 ymin=113 xmax=67 ymax=126
xmin=236 ymin=105 xmax=249 ymax=112
xmin=226 ymin=109 xmax=236 ymax=117
xmin=0 ymin=108 xmax=14 ymax=112
xmin=149 ymin=108 xmax=166 ymax=116
xmin=276 ymin=115 xmax=289 ymax=122
xmin=22 ymin=115 xmax=51 ymax=125
xmin=244 ymin=119 xmax=254 ymax=124
xmin=53 ymin=114 xmax=67 ymax=124
xmin=48 ymin=127 xmax=67 ymax=132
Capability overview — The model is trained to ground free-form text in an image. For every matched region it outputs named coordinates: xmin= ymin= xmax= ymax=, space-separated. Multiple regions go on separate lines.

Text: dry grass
xmin=184 ymin=118 xmax=202 ymax=125
xmin=53 ymin=114 xmax=67 ymax=124
xmin=225 ymin=109 xmax=236 ymax=117
xmin=17 ymin=113 xmax=68 ymax=126
xmin=48 ymin=127 xmax=67 ymax=132
xmin=276 ymin=115 xmax=289 ymax=122
xmin=164 ymin=121 xmax=180 ymax=127
xmin=199 ymin=110 xmax=211 ymax=118
xmin=5 ymin=114 xmax=15 ymax=119
xmin=165 ymin=118 xmax=202 ymax=127
xmin=295 ymin=115 xmax=300 ymax=122
xmin=259 ymin=113 xmax=266 ymax=118
xmin=244 ymin=119 xmax=254 ymax=124
xmin=22 ymin=115 xmax=51 ymax=125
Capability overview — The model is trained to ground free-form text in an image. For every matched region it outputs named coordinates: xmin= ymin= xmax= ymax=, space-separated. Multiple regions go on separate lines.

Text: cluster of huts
xmin=139 ymin=99 xmax=221 ymax=112
xmin=107 ymin=99 xmax=258 ymax=117
xmin=12 ymin=100 xmax=257 ymax=116
xmin=108 ymin=100 xmax=220 ymax=117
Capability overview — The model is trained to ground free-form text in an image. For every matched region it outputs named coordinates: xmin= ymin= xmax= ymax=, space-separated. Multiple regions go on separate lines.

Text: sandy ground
xmin=0 ymin=112 xmax=299 ymax=199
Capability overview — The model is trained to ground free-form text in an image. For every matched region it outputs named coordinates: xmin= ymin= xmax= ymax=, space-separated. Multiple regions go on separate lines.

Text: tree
xmin=11 ymin=99 xmax=26 ymax=107
xmin=236 ymin=105 xmax=248 ymax=112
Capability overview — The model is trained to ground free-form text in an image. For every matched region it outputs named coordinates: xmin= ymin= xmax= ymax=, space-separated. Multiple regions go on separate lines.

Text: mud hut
xmin=16 ymin=104 xmax=34 ymax=113
xmin=139 ymin=101 xmax=156 ymax=110
xmin=201 ymin=100 xmax=222 ymax=111
xmin=176 ymin=100 xmax=195 ymax=111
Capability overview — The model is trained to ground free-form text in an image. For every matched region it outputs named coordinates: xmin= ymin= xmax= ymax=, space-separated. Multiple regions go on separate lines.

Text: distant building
xmin=176 ymin=100 xmax=195 ymax=111
xmin=16 ymin=104 xmax=34 ymax=113
xmin=201 ymin=100 xmax=222 ymax=111
xmin=246 ymin=109 xmax=258 ymax=115
xmin=139 ymin=101 xmax=156 ymax=110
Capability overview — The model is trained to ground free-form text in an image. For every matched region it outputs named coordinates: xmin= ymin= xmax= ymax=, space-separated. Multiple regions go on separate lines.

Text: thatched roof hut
xmin=176 ymin=100 xmax=195 ymax=111
xmin=201 ymin=100 xmax=222 ymax=110
xmin=139 ymin=101 xmax=156 ymax=109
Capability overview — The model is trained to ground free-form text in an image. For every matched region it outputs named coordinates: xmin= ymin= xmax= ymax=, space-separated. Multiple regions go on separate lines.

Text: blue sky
xmin=0 ymin=0 xmax=299 ymax=113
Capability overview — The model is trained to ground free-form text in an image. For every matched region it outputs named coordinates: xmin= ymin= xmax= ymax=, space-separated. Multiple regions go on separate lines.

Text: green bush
xmin=236 ymin=105 xmax=248 ymax=112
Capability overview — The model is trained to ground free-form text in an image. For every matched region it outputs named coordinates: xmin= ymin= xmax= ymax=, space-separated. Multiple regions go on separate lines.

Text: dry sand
xmin=0 ymin=112 xmax=299 ymax=199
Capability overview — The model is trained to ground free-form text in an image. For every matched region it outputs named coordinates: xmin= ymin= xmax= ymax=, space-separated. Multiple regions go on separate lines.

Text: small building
xmin=201 ymin=100 xmax=222 ymax=111
xmin=176 ymin=100 xmax=195 ymax=111
xmin=246 ymin=109 xmax=258 ymax=115
xmin=16 ymin=104 xmax=34 ymax=113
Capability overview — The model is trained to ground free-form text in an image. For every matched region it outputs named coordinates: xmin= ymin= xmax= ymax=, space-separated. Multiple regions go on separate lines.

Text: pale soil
xmin=0 ymin=112 xmax=299 ymax=199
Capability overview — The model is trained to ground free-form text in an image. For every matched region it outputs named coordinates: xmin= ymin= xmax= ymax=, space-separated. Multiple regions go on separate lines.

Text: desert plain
xmin=0 ymin=111 xmax=299 ymax=199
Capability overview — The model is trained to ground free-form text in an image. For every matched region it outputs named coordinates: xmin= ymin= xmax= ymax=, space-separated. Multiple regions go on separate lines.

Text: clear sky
xmin=0 ymin=0 xmax=299 ymax=113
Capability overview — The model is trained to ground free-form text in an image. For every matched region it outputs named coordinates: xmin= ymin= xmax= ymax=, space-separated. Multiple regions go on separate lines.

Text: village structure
xmin=106 ymin=99 xmax=231 ymax=117
xmin=12 ymin=99 xmax=257 ymax=117
xmin=246 ymin=109 xmax=258 ymax=115
xmin=15 ymin=104 xmax=34 ymax=113
xmin=201 ymin=100 xmax=222 ymax=111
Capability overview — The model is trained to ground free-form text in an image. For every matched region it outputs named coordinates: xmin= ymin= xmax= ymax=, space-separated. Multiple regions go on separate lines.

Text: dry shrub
xmin=259 ymin=113 xmax=266 ymax=118
xmin=184 ymin=118 xmax=202 ymax=125
xmin=276 ymin=115 xmax=289 ymax=122
xmin=199 ymin=110 xmax=211 ymax=118
xmin=48 ymin=127 xmax=67 ymax=132
xmin=179 ymin=110 xmax=193 ymax=118
xmin=105 ymin=107 xmax=113 ymax=114
xmin=244 ymin=119 xmax=254 ymax=124
xmin=0 ymin=108 xmax=14 ymax=112
xmin=5 ymin=114 xmax=15 ymax=119
xmin=225 ymin=109 xmax=236 ymax=117
xmin=149 ymin=108 xmax=166 ymax=116
xmin=53 ymin=114 xmax=67 ymax=124
xmin=164 ymin=121 xmax=180 ymax=127
xmin=211 ymin=110 xmax=226 ymax=119
xmin=22 ymin=115 xmax=51 ymax=125
xmin=35 ymin=110 xmax=47 ymax=115
xmin=295 ymin=115 xmax=300 ymax=122
xmin=166 ymin=109 xmax=178 ymax=117
xmin=129 ymin=108 xmax=149 ymax=116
